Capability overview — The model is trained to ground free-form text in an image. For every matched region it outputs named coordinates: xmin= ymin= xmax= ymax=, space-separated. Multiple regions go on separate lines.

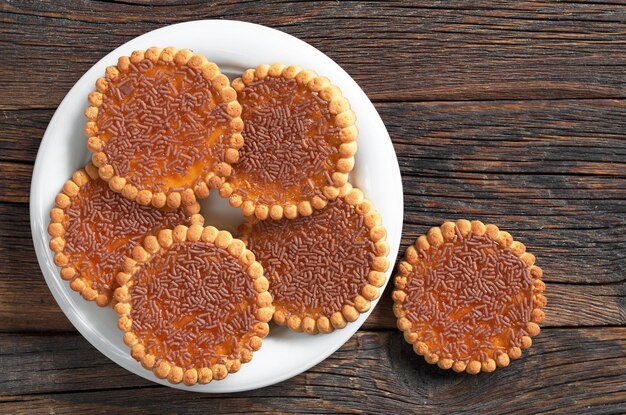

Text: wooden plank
xmin=0 ymin=162 xmax=31 ymax=203
xmin=0 ymin=202 xmax=74 ymax=332
xmin=381 ymin=99 xmax=626 ymax=286
xmin=2 ymin=267 xmax=623 ymax=333
xmin=2 ymin=196 xmax=625 ymax=332
xmin=2 ymin=262 xmax=623 ymax=332
xmin=0 ymin=110 xmax=48 ymax=162
xmin=2 ymin=1 xmax=626 ymax=109
xmin=4 ymin=98 xmax=626 ymax=163
xmin=1 ymin=328 xmax=625 ymax=414
xmin=368 ymin=280 xmax=626 ymax=330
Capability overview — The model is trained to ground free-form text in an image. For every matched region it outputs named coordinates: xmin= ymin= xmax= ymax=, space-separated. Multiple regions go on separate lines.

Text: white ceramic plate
xmin=30 ymin=20 xmax=403 ymax=393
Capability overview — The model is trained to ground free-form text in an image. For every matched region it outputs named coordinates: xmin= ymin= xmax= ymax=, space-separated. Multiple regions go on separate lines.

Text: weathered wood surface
xmin=2 ymin=100 xmax=625 ymax=332
xmin=1 ymin=0 xmax=625 ymax=414
xmin=2 ymin=1 xmax=626 ymax=109
xmin=1 ymin=329 xmax=625 ymax=414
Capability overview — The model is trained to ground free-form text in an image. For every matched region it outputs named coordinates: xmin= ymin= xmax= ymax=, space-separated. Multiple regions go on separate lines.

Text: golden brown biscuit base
xmin=392 ymin=219 xmax=546 ymax=374
xmin=48 ymin=162 xmax=204 ymax=307
xmin=85 ymin=47 xmax=244 ymax=209
xmin=241 ymin=183 xmax=389 ymax=335
xmin=113 ymin=225 xmax=274 ymax=386
xmin=221 ymin=63 xmax=358 ymax=221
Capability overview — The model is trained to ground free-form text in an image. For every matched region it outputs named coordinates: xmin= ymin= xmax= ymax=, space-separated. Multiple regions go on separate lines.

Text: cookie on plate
xmin=114 ymin=225 xmax=273 ymax=385
xmin=393 ymin=220 xmax=546 ymax=374
xmin=221 ymin=63 xmax=358 ymax=220
xmin=241 ymin=184 xmax=389 ymax=334
xmin=48 ymin=163 xmax=203 ymax=306
xmin=85 ymin=47 xmax=243 ymax=210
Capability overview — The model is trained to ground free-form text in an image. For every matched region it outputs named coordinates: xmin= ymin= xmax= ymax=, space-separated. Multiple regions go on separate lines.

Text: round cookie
xmin=241 ymin=184 xmax=389 ymax=334
xmin=114 ymin=225 xmax=273 ymax=385
xmin=221 ymin=63 xmax=358 ymax=220
xmin=85 ymin=46 xmax=243 ymax=210
xmin=393 ymin=220 xmax=546 ymax=374
xmin=47 ymin=163 xmax=203 ymax=306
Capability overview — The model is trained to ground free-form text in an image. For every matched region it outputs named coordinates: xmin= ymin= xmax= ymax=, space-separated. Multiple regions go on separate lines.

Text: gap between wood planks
xmin=4 ymin=96 xmax=626 ymax=113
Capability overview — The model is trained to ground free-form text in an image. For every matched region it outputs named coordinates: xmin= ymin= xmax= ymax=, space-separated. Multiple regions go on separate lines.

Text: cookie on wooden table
xmin=85 ymin=47 xmax=243 ymax=210
xmin=47 ymin=162 xmax=203 ymax=306
xmin=241 ymin=184 xmax=389 ymax=334
xmin=221 ymin=63 xmax=358 ymax=220
xmin=393 ymin=220 xmax=546 ymax=374
xmin=114 ymin=225 xmax=273 ymax=385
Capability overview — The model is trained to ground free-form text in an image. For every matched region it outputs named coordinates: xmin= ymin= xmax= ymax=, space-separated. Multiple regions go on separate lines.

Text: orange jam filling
xmin=246 ymin=198 xmax=376 ymax=319
xmin=129 ymin=241 xmax=259 ymax=369
xmin=404 ymin=231 xmax=534 ymax=363
xmin=63 ymin=179 xmax=189 ymax=297
xmin=231 ymin=77 xmax=342 ymax=205
xmin=96 ymin=59 xmax=232 ymax=192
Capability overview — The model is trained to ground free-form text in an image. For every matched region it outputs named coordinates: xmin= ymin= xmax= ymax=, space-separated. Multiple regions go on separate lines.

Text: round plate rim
xmin=29 ymin=19 xmax=404 ymax=393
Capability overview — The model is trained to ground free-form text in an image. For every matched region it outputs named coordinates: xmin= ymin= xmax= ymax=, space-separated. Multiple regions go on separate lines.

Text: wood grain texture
xmin=0 ymin=110 xmax=47 ymax=163
xmin=0 ymin=163 xmax=31 ymax=203
xmin=1 ymin=0 xmax=625 ymax=413
xmin=3 ymin=185 xmax=625 ymax=332
xmin=1 ymin=329 xmax=625 ymax=414
xmin=5 ymin=98 xmax=626 ymax=164
xmin=2 ymin=1 xmax=626 ymax=109
xmin=1 ymin=100 xmax=625 ymax=330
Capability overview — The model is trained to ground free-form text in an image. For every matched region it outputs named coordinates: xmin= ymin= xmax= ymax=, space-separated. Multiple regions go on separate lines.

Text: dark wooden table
xmin=1 ymin=1 xmax=625 ymax=414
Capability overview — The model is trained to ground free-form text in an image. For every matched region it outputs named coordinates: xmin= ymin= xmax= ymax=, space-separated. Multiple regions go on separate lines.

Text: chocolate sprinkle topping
xmin=130 ymin=241 xmax=259 ymax=369
xmin=247 ymin=198 xmax=376 ymax=318
xmin=63 ymin=179 xmax=189 ymax=296
xmin=404 ymin=230 xmax=534 ymax=363
xmin=232 ymin=76 xmax=341 ymax=204
xmin=96 ymin=59 xmax=232 ymax=192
